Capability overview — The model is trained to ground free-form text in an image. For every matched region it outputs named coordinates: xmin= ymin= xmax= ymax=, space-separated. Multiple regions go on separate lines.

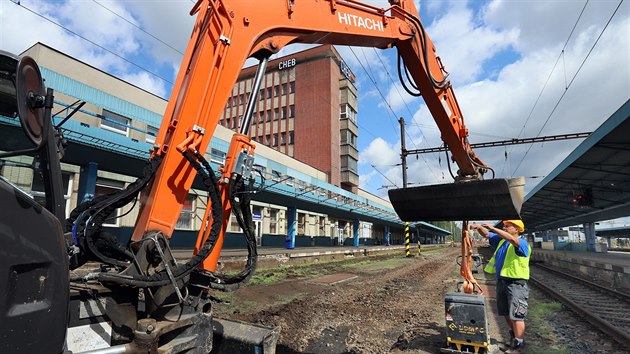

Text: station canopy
xmin=520 ymin=99 xmax=630 ymax=232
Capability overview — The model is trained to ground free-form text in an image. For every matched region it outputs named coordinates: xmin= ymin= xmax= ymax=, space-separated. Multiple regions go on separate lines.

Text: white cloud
xmin=121 ymin=0 xmax=192 ymax=55
xmin=120 ymin=71 xmax=167 ymax=98
xmin=359 ymin=169 xmax=378 ymax=189
xmin=358 ymin=0 xmax=629 ymax=199
xmin=382 ymin=82 xmax=420 ymax=113
xmin=56 ymin=1 xmax=140 ymax=55
xmin=359 ymin=137 xmax=400 ymax=167
xmin=427 ymin=1 xmax=519 ymax=84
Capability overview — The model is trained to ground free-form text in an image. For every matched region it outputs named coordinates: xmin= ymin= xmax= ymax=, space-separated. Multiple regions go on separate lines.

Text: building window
xmin=298 ymin=213 xmax=306 ymax=235
xmin=95 ymin=179 xmax=125 ymax=227
xmin=259 ymin=89 xmax=265 ymax=101
xmin=282 ymin=83 xmax=288 ymax=95
xmin=341 ymin=130 xmax=357 ymax=146
xmin=289 ymin=104 xmax=295 ymax=118
xmin=229 ymin=214 xmax=241 ymax=232
xmin=266 ymin=109 xmax=272 ymax=122
xmin=281 ymin=132 xmax=286 ymax=145
xmin=341 ymin=156 xmax=358 ymax=173
xmin=207 ymin=148 xmax=226 ymax=166
xmin=289 ymin=81 xmax=295 ymax=94
xmin=101 ymin=109 xmax=130 ymax=136
xmin=340 ymin=104 xmax=357 ymax=124
xmin=289 ymin=131 xmax=294 ymax=144
xmin=319 ymin=216 xmax=326 ymax=236
xmin=274 ymin=108 xmax=279 ymax=120
xmin=273 ymin=134 xmax=278 ymax=146
xmin=266 ymin=87 xmax=273 ymax=99
xmin=269 ymin=209 xmax=278 ymax=234
xmin=176 ymin=194 xmax=195 ymax=230
xmin=146 ymin=125 xmax=159 ymax=143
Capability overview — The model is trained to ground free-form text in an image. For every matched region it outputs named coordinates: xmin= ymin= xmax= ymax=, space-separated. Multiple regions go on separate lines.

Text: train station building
xmin=0 ymin=42 xmax=450 ymax=249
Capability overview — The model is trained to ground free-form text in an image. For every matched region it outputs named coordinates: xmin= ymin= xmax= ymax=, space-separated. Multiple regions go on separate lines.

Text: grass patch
xmin=248 ymin=271 xmax=288 ymax=286
xmin=340 ymin=255 xmax=417 ymax=272
xmin=247 ymin=264 xmax=328 ymax=286
xmin=526 ymin=295 xmax=567 ymax=354
xmin=274 ymin=292 xmax=308 ymax=305
xmin=245 ymin=248 xmax=449 ymax=285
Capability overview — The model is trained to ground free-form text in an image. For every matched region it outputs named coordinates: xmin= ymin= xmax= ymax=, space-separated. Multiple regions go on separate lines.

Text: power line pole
xmin=399 ymin=118 xmax=421 ymax=255
xmin=399 ymin=117 xmax=408 ymax=188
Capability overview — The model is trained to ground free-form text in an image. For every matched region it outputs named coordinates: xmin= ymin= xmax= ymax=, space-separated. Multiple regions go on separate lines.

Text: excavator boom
xmin=135 ymin=0 xmax=524 ymax=272
xmin=0 ymin=1 xmax=525 ymax=353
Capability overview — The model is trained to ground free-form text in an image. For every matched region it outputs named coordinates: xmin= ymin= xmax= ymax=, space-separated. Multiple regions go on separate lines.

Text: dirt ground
xmin=211 ymin=246 xmax=510 ymax=353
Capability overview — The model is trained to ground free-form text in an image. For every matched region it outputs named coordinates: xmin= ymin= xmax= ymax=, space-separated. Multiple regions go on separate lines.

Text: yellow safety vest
xmin=484 ymin=238 xmax=531 ymax=279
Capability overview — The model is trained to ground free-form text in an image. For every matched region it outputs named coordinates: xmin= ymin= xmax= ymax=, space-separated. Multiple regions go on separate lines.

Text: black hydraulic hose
xmin=397 ymin=52 xmax=422 ymax=97
xmin=444 ymin=144 xmax=458 ymax=181
xmin=83 ymin=156 xmax=163 ymax=267
xmin=87 ymin=149 xmax=257 ymax=290
xmin=66 ymin=193 xmax=111 ymax=233
xmin=96 ymin=150 xmax=224 ymax=287
xmin=403 ymin=13 xmax=450 ymax=90
xmin=65 ymin=156 xmax=163 ymax=268
xmin=205 ymin=174 xmax=257 ymax=290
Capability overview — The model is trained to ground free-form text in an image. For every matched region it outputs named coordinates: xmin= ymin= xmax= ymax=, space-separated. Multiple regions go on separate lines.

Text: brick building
xmin=220 ymin=45 xmax=360 ymax=193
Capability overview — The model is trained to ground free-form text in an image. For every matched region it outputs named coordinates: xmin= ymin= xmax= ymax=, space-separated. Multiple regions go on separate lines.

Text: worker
xmin=469 ymin=220 xmax=531 ymax=353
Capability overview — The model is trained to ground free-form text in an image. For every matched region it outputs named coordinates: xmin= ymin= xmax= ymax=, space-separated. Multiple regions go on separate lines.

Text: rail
xmin=530 ymin=263 xmax=630 ymax=349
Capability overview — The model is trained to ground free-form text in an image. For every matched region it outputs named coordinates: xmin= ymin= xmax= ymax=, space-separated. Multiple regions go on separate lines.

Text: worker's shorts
xmin=496 ymin=278 xmax=529 ymax=321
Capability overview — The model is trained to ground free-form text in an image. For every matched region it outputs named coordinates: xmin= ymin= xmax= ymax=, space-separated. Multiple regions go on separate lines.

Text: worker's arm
xmin=469 ymin=223 xmax=489 ymax=238
xmin=481 ymin=223 xmax=520 ymax=248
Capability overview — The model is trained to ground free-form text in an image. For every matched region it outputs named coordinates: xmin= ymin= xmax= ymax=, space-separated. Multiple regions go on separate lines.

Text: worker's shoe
xmin=504 ymin=338 xmax=525 ymax=353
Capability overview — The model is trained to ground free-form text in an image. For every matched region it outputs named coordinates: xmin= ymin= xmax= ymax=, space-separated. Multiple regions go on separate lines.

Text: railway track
xmin=530 ymin=263 xmax=630 ymax=349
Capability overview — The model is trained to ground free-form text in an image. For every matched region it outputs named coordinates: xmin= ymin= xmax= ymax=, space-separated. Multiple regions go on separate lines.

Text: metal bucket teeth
xmin=388 ymin=177 xmax=525 ymax=221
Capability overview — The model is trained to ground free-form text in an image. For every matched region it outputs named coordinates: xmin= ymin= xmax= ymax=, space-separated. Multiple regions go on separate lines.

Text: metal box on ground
xmin=442 ymin=292 xmax=489 ymax=353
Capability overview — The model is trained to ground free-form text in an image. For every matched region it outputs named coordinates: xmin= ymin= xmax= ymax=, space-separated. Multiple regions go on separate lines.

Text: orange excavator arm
xmin=130 ymin=0 xmax=520 ymax=272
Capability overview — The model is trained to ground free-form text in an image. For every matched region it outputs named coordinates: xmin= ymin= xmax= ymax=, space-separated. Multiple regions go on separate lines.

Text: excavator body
xmin=0 ymin=0 xmax=525 ymax=352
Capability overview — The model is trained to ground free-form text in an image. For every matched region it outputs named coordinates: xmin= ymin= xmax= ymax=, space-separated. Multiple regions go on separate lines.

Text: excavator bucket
xmin=211 ymin=318 xmax=279 ymax=354
xmin=388 ymin=177 xmax=525 ymax=221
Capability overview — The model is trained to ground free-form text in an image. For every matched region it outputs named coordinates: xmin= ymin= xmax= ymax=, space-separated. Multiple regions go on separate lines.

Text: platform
xmin=531 ymin=248 xmax=630 ymax=291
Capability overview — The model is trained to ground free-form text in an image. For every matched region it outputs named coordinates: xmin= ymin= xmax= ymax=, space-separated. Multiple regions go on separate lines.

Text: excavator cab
xmin=0 ymin=51 xmax=69 ymax=354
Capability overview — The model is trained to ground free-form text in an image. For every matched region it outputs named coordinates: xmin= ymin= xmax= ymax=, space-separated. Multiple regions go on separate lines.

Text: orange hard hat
xmin=502 ymin=219 xmax=524 ymax=233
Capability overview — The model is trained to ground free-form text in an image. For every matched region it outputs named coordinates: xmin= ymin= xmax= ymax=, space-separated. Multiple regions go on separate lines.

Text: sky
xmin=1 ymin=0 xmax=629 ymax=227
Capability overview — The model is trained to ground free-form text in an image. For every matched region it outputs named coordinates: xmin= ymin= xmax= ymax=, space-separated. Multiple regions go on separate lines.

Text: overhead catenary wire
xmin=370 ymin=164 xmax=400 ymax=189
xmin=11 ymin=1 xmax=175 ymax=88
xmin=503 ymin=0 xmax=589 ymax=176
xmin=371 ymin=48 xmax=439 ymax=152
xmin=364 ymin=48 xmax=441 ymax=181
xmin=92 ymin=0 xmax=185 ymax=56
xmin=511 ymin=0 xmax=624 ymax=176
xmin=349 ymin=47 xmax=440 ymax=184
xmin=348 ymin=47 xmax=400 ymax=134
xmin=407 ymin=122 xmax=513 ymax=141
